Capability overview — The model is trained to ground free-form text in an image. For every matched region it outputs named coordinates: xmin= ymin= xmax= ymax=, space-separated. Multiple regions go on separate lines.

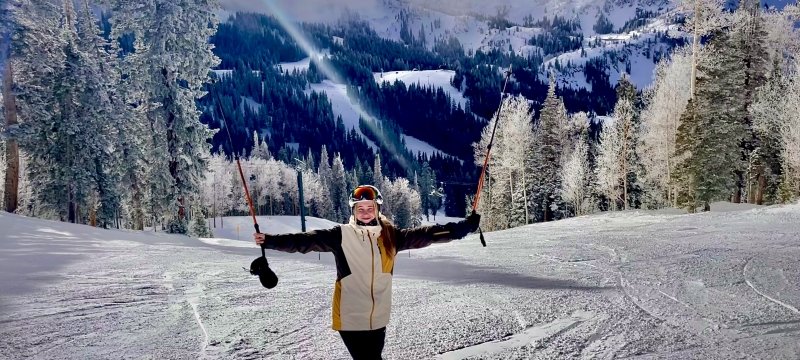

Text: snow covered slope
xmin=3 ymin=203 xmax=800 ymax=359
xmin=375 ymin=69 xmax=467 ymax=109
xmin=279 ymin=59 xmax=464 ymax=159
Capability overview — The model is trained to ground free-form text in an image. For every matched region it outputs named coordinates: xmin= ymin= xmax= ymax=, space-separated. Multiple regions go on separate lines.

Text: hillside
xmin=2 ymin=203 xmax=800 ymax=358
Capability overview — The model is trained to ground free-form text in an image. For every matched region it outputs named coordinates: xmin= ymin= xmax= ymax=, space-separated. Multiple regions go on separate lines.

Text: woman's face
xmin=355 ymin=201 xmax=376 ymax=223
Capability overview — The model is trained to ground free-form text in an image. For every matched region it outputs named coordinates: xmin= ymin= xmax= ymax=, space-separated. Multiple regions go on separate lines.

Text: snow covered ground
xmin=2 ymin=203 xmax=799 ymax=359
xmin=375 ymin=70 xmax=467 ymax=110
xmin=304 ymin=80 xmax=379 ymax=150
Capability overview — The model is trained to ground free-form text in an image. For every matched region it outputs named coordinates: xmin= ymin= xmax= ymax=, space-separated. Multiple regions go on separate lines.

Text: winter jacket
xmin=261 ymin=215 xmax=476 ymax=331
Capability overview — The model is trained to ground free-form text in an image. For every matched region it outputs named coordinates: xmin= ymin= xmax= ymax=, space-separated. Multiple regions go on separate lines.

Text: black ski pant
xmin=338 ymin=327 xmax=386 ymax=360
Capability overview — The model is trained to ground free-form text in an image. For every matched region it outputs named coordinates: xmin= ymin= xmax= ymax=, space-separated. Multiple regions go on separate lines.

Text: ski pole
xmin=217 ymin=100 xmax=278 ymax=288
xmin=472 ymin=64 xmax=513 ymax=247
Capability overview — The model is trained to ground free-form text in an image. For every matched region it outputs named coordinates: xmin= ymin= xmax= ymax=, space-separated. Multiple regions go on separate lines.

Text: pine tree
xmin=109 ymin=0 xmax=221 ymax=233
xmin=752 ymin=58 xmax=791 ymax=204
xmin=190 ymin=204 xmax=211 ymax=237
xmin=10 ymin=0 xmax=65 ymax=219
xmin=673 ymin=99 xmax=700 ymax=211
xmin=614 ymin=75 xmax=641 ymax=210
xmin=373 ymin=153 xmax=383 ymax=191
xmin=76 ymin=0 xmax=124 ymax=228
xmin=730 ymin=1 xmax=770 ymax=203
xmin=531 ymin=77 xmax=569 ymax=221
xmin=2 ymin=1 xmax=18 ymax=213
xmin=316 ymin=145 xmax=333 ymax=219
xmin=331 ymin=153 xmax=348 ymax=222
xmin=12 ymin=0 xmax=121 ymax=224
xmin=696 ymin=31 xmax=747 ymax=208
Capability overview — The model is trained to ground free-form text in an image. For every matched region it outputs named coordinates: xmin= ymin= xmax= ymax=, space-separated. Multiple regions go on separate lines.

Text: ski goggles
xmin=350 ymin=185 xmax=383 ymax=205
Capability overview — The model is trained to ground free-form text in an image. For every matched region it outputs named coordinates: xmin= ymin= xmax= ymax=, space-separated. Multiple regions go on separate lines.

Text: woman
xmin=254 ymin=184 xmax=481 ymax=360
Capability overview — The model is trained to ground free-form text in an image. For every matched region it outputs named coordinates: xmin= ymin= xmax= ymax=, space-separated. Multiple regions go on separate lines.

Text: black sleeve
xmin=261 ymin=226 xmax=341 ymax=254
xmin=395 ymin=219 xmax=473 ymax=251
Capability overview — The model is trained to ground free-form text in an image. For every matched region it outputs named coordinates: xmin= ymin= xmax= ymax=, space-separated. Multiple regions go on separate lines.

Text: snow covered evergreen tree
xmin=190 ymin=203 xmax=211 ymax=237
xmin=331 ymin=153 xmax=348 ymax=222
xmin=373 ymin=153 xmax=383 ymax=190
xmin=315 ymin=145 xmax=333 ymax=220
xmin=677 ymin=32 xmax=746 ymax=210
xmin=109 ymin=0 xmax=220 ymax=233
xmin=11 ymin=0 xmax=120 ymax=224
xmin=729 ymin=0 xmax=770 ymax=204
xmin=530 ymin=78 xmax=569 ymax=221
xmin=614 ymin=76 xmax=641 ymax=210
xmin=1 ymin=0 xmax=18 ymax=213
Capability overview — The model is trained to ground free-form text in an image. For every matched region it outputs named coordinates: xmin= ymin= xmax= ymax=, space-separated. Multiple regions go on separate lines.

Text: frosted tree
xmin=472 ymin=99 xmax=509 ymax=231
xmin=76 ymin=0 xmax=126 ymax=228
xmin=639 ymin=46 xmax=692 ymax=208
xmin=497 ymin=95 xmax=534 ymax=227
xmin=12 ymin=1 xmax=119 ymax=224
xmin=109 ymin=0 xmax=221 ymax=233
xmin=382 ymin=177 xmax=421 ymax=228
xmin=751 ymin=60 xmax=790 ymax=203
xmin=675 ymin=0 xmax=728 ymax=97
xmin=331 ymin=153 xmax=348 ymax=222
xmin=753 ymin=53 xmax=800 ymax=201
xmin=561 ymin=112 xmax=591 ymax=216
xmin=614 ymin=96 xmax=639 ymax=210
xmin=531 ymin=78 xmax=569 ymax=221
xmin=727 ymin=1 xmax=770 ymax=203
xmin=373 ymin=153 xmax=384 ymax=190
xmin=595 ymin=116 xmax=623 ymax=210
xmin=8 ymin=0 xmax=63 ymax=218
xmin=190 ymin=203 xmax=211 ymax=237
xmin=2 ymin=12 xmax=17 ymax=212
xmin=201 ymin=154 xmax=232 ymax=228
xmin=779 ymin=66 xmax=800 ymax=200
xmin=312 ymin=146 xmax=333 ymax=219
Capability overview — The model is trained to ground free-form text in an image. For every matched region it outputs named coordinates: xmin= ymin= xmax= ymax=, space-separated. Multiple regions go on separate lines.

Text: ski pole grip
xmin=253 ymin=223 xmax=265 ymax=257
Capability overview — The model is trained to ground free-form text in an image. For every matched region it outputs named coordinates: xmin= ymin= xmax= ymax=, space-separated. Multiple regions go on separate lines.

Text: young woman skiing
xmin=254 ymin=184 xmax=481 ymax=360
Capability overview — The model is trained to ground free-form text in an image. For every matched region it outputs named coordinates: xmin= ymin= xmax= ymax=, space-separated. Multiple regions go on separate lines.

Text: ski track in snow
xmin=744 ymin=257 xmax=800 ymax=316
xmin=434 ymin=311 xmax=595 ymax=359
xmin=187 ymin=284 xmax=210 ymax=359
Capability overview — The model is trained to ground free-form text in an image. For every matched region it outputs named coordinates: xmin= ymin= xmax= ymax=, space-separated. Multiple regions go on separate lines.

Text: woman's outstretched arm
xmin=395 ymin=213 xmax=480 ymax=251
xmin=254 ymin=227 xmax=342 ymax=254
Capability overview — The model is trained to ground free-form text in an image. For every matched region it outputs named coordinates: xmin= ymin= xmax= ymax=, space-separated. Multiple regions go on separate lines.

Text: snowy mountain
xmin=276 ymin=57 xmax=467 ymax=159
xmin=221 ymin=0 xmax=794 ymax=94
xmin=220 ymin=0 xmax=676 ymax=91
xmin=3 ymin=202 xmax=800 ymax=358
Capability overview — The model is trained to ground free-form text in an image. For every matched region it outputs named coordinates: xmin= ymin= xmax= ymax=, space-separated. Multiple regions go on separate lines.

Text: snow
xmin=420 ymin=210 xmax=464 ymax=226
xmin=375 ymin=69 xmax=468 ymax=109
xmin=401 ymin=134 xmax=461 ymax=162
xmin=305 ymin=80 xmax=378 ymax=150
xmin=307 ymin=78 xmax=458 ymax=158
xmin=211 ymin=69 xmax=233 ymax=78
xmin=3 ymin=202 xmax=800 ymax=358
xmin=276 ymin=57 xmax=311 ymax=73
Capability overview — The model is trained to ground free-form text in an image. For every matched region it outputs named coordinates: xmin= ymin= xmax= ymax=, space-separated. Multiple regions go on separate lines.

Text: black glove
xmin=465 ymin=211 xmax=481 ymax=232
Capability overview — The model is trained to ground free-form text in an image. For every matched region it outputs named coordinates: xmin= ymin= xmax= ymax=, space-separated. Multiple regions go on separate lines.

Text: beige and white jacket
xmin=262 ymin=215 xmax=476 ymax=331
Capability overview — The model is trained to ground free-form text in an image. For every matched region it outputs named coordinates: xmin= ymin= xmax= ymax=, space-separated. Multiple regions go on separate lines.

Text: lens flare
xmin=259 ymin=0 xmax=410 ymax=172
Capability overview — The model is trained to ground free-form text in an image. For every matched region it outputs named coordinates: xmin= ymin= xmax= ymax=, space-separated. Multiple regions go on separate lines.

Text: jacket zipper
xmin=367 ymin=232 xmax=376 ymax=330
